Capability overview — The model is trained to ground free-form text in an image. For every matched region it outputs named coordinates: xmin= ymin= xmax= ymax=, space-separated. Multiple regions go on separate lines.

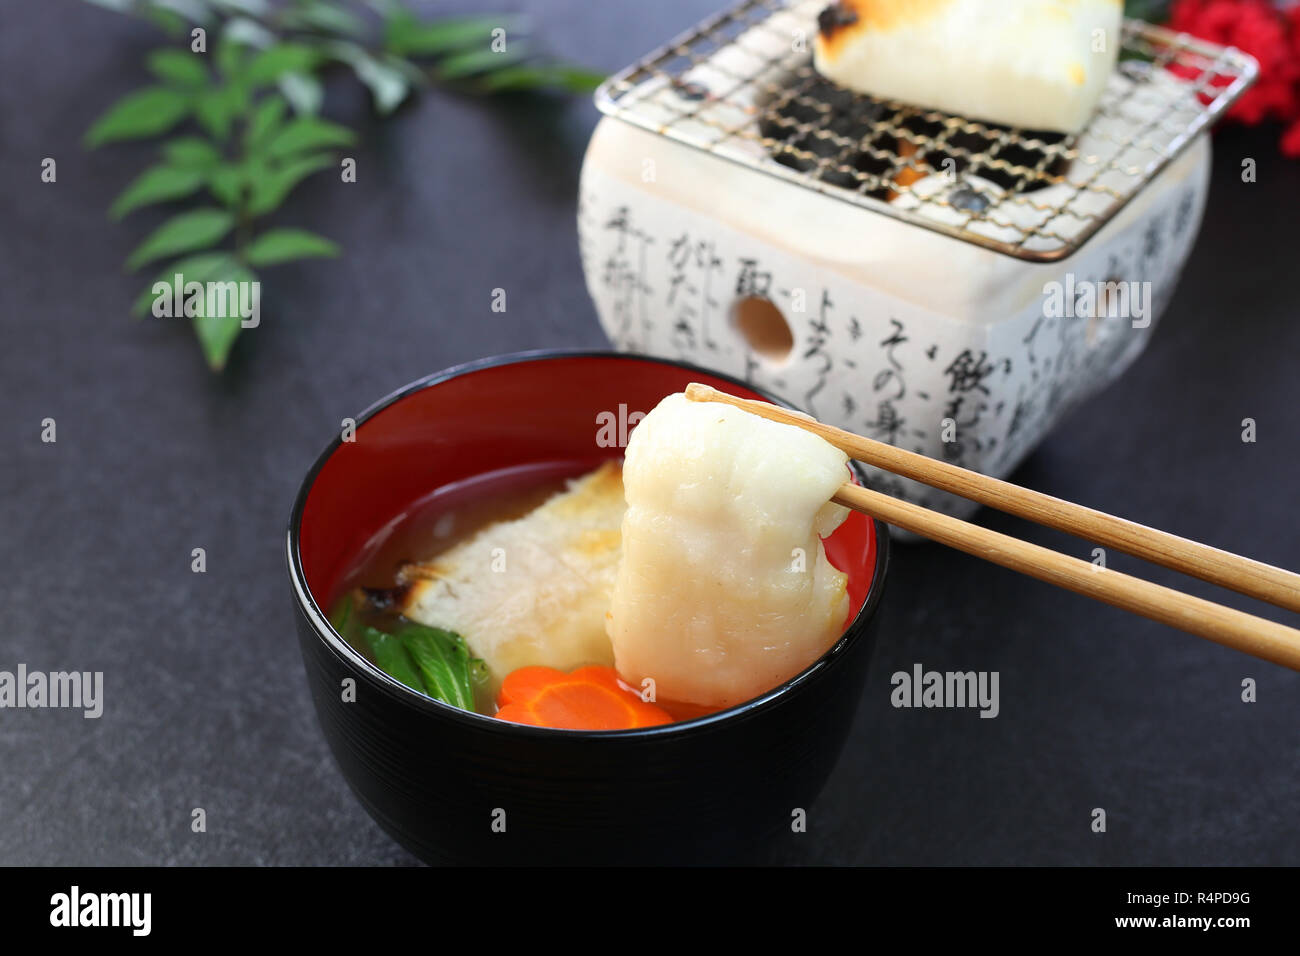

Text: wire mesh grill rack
xmin=594 ymin=0 xmax=1258 ymax=262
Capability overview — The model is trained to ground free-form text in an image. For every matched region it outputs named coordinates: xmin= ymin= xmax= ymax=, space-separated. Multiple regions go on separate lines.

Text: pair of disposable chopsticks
xmin=684 ymin=383 xmax=1300 ymax=671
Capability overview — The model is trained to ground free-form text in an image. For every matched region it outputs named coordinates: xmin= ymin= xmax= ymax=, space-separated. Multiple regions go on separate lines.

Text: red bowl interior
xmin=297 ymin=353 xmax=878 ymax=630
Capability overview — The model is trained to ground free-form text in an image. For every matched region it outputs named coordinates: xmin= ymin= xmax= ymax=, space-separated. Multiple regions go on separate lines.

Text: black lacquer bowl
xmin=287 ymin=351 xmax=888 ymax=864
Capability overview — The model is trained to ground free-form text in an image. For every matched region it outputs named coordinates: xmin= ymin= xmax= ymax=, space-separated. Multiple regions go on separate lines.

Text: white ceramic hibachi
xmin=578 ymin=0 xmax=1254 ymax=526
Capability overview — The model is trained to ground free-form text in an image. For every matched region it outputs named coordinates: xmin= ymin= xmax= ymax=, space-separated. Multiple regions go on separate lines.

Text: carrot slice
xmin=493 ymin=665 xmax=672 ymax=730
xmin=496 ymin=666 xmax=564 ymax=707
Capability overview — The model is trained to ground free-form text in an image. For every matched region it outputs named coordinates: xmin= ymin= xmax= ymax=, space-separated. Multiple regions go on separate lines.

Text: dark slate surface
xmin=2 ymin=0 xmax=1297 ymax=866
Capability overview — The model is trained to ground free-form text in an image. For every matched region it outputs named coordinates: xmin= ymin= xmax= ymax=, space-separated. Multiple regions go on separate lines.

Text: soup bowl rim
xmin=286 ymin=348 xmax=890 ymax=739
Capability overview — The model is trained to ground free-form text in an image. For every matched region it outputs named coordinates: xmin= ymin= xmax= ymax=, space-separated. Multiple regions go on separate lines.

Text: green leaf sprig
xmin=329 ymin=591 xmax=489 ymax=710
xmin=83 ymin=0 xmax=605 ymax=371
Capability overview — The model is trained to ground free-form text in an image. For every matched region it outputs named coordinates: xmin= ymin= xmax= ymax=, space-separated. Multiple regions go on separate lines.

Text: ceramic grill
xmin=578 ymin=0 xmax=1256 ymax=526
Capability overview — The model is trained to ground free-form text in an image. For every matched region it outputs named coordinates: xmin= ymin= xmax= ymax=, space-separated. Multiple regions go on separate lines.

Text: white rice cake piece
xmin=399 ymin=462 xmax=624 ymax=685
xmin=608 ymin=393 xmax=851 ymax=710
xmin=812 ymin=0 xmax=1122 ymax=133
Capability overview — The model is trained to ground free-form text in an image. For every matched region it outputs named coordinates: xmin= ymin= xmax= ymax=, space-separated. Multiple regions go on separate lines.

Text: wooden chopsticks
xmin=685 ymin=383 xmax=1300 ymax=671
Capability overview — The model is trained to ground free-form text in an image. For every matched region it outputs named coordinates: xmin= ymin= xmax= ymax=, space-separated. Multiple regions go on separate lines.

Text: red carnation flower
xmin=1166 ymin=0 xmax=1300 ymax=156
xmin=1282 ymin=117 xmax=1300 ymax=157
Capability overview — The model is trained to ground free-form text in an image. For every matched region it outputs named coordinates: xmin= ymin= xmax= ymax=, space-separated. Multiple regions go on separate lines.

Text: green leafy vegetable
xmin=246 ymin=151 xmax=334 ymax=215
xmin=147 ymin=48 xmax=210 ymax=87
xmin=85 ymin=86 xmax=191 ymax=147
xmin=216 ymin=33 xmax=249 ymax=76
xmin=245 ymin=43 xmax=320 ymax=86
xmin=132 ymin=252 xmax=239 ymax=316
xmin=363 ymin=628 xmax=426 ymax=695
xmin=190 ymin=259 xmax=257 ymax=370
xmin=329 ymin=591 xmax=355 ymax=635
xmin=125 ymin=207 xmax=236 ymax=270
xmin=398 ymin=624 xmax=478 ymax=711
xmin=162 ymin=136 xmax=222 ymax=169
xmin=129 ymin=250 xmax=256 ymax=368
xmin=110 ymin=165 xmax=207 ymax=219
xmin=438 ymin=47 xmax=528 ymax=81
xmin=244 ymin=228 xmax=339 ymax=266
xmin=480 ymin=64 xmax=604 ymax=95
xmin=206 ymin=162 xmax=246 ymax=205
xmin=359 ymin=621 xmax=484 ymax=710
xmin=281 ymin=2 xmax=365 ymax=38
xmin=194 ymin=85 xmax=246 ymax=141
xmin=244 ymin=95 xmax=289 ymax=149
xmin=384 ymin=13 xmax=522 ymax=57
xmin=262 ymin=115 xmax=354 ymax=158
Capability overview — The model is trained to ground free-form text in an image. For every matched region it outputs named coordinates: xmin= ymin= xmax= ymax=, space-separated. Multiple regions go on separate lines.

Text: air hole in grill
xmin=731 ymin=295 xmax=794 ymax=363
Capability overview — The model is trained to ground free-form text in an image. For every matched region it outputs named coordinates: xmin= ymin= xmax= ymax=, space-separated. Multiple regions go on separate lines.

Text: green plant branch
xmin=83 ymin=0 xmax=605 ymax=371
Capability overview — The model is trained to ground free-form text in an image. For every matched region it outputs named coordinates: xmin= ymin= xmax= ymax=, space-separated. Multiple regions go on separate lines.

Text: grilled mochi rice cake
xmin=397 ymin=461 xmax=624 ymax=689
xmin=606 ymin=393 xmax=852 ymax=711
xmin=812 ymin=0 xmax=1121 ymax=134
